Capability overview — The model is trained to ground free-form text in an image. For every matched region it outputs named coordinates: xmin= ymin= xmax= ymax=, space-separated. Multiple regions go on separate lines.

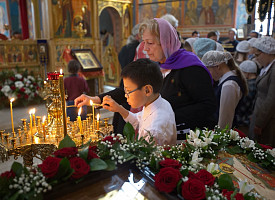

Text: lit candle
xmin=42 ymin=116 xmax=46 ymax=141
xmin=90 ymin=100 xmax=95 ymax=132
xmin=78 ymin=107 xmax=83 ymax=135
xmin=97 ymin=114 xmax=100 ymax=130
xmin=10 ymin=98 xmax=15 ymax=136
xmin=29 ymin=109 xmax=33 ymax=138
xmin=32 ymin=108 xmax=36 ymax=128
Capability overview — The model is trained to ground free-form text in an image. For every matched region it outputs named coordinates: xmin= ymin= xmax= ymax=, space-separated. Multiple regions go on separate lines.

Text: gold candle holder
xmin=59 ymin=70 xmax=68 ymax=137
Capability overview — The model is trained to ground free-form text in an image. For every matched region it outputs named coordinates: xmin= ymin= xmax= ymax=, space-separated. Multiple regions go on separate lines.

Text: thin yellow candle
xmin=90 ymin=100 xmax=95 ymax=132
xmin=59 ymin=68 xmax=68 ymax=137
xmin=78 ymin=107 xmax=83 ymax=135
xmin=97 ymin=114 xmax=100 ymax=130
xmin=32 ymin=108 xmax=36 ymax=128
xmin=42 ymin=116 xmax=46 ymax=140
xmin=29 ymin=109 xmax=33 ymax=138
xmin=10 ymin=98 xmax=15 ymax=136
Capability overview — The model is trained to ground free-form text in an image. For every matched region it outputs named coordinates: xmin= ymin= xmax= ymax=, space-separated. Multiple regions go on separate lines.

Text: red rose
xmin=194 ymin=169 xmax=215 ymax=186
xmin=17 ymin=94 xmax=21 ymax=98
xmin=154 ymin=167 xmax=182 ymax=193
xmin=159 ymin=158 xmax=182 ymax=170
xmin=19 ymin=88 xmax=25 ymax=92
xmin=54 ymin=147 xmax=78 ymax=158
xmin=222 ymin=189 xmax=244 ymax=200
xmin=259 ymin=143 xmax=273 ymax=150
xmin=24 ymin=94 xmax=29 ymax=99
xmin=11 ymin=86 xmax=16 ymax=90
xmin=163 ymin=146 xmax=171 ymax=150
xmin=102 ymin=136 xmax=120 ymax=145
xmin=38 ymin=156 xmax=61 ymax=178
xmin=182 ymin=179 xmax=206 ymax=200
xmin=10 ymin=77 xmax=15 ymax=81
xmin=0 ymin=170 xmax=15 ymax=179
xmin=69 ymin=157 xmax=90 ymax=179
xmin=87 ymin=146 xmax=99 ymax=160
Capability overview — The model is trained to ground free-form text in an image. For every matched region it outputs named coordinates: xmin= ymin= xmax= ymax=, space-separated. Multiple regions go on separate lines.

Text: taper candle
xmin=90 ymin=100 xmax=95 ymax=132
xmin=10 ymin=98 xmax=15 ymax=136
xmin=29 ymin=109 xmax=33 ymax=138
xmin=42 ymin=116 xmax=46 ymax=141
xmin=78 ymin=107 xmax=83 ymax=135
xmin=32 ymin=108 xmax=36 ymax=128
xmin=97 ymin=114 xmax=100 ymax=130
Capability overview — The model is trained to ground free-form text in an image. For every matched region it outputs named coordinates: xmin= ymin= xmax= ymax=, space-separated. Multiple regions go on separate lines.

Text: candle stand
xmin=0 ymin=72 xmax=113 ymax=167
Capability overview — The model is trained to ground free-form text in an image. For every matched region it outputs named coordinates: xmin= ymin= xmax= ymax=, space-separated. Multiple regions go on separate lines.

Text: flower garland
xmin=0 ymin=67 xmax=43 ymax=108
xmin=0 ymin=124 xmax=274 ymax=199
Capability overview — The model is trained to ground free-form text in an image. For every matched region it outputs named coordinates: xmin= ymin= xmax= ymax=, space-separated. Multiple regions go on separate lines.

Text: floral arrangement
xmin=0 ymin=124 xmax=274 ymax=200
xmin=0 ymin=67 xmax=43 ymax=108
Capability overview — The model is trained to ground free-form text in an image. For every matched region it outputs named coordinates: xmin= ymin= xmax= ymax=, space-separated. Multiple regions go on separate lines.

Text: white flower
xmin=27 ymin=75 xmax=35 ymax=81
xmin=229 ymin=130 xmax=240 ymax=141
xmin=267 ymin=148 xmax=275 ymax=158
xmin=240 ymin=138 xmax=255 ymax=149
xmin=15 ymin=74 xmax=22 ymax=79
xmin=207 ymin=162 xmax=219 ymax=173
xmin=188 ymin=130 xmax=200 ymax=140
xmin=189 ymin=151 xmax=203 ymax=165
xmin=1 ymin=85 xmax=11 ymax=94
xmin=15 ymin=81 xmax=24 ymax=89
xmin=238 ymin=179 xmax=254 ymax=194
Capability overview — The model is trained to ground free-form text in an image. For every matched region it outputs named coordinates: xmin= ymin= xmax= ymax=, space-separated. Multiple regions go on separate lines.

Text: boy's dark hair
xmin=68 ymin=60 xmax=80 ymax=74
xmin=121 ymin=58 xmax=163 ymax=93
xmin=207 ymin=31 xmax=217 ymax=38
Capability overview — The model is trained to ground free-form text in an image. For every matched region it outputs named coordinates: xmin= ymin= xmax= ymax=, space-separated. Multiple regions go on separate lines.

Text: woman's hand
xmin=74 ymin=94 xmax=101 ymax=107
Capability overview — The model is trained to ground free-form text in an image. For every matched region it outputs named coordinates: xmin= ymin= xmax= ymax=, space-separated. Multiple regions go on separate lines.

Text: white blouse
xmin=124 ymin=95 xmax=177 ymax=145
xmin=218 ymin=71 xmax=242 ymax=129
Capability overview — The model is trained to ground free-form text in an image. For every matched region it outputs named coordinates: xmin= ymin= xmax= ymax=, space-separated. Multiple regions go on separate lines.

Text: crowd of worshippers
xmin=69 ymin=14 xmax=275 ymax=148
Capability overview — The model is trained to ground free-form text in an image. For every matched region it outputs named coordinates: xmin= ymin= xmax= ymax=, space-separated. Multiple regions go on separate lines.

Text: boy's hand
xmin=102 ymin=95 xmax=120 ymax=112
xmin=75 ymin=94 xmax=101 ymax=107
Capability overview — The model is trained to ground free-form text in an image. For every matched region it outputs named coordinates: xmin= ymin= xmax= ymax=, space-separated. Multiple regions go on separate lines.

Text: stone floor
xmin=0 ymin=85 xmax=115 ymax=173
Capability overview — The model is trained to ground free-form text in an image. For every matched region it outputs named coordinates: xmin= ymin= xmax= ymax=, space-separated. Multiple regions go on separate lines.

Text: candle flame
xmin=34 ymin=137 xmax=39 ymax=144
xmin=29 ymin=109 xmax=32 ymax=115
xmin=42 ymin=116 xmax=46 ymax=123
xmin=78 ymin=107 xmax=82 ymax=116
xmin=10 ymin=98 xmax=15 ymax=103
xmin=97 ymin=113 xmax=100 ymax=121
xmin=90 ymin=100 xmax=93 ymax=105
xmin=32 ymin=108 xmax=36 ymax=114
xmin=60 ymin=69 xmax=63 ymax=74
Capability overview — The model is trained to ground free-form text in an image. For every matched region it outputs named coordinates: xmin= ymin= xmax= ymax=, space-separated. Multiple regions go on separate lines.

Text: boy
xmin=102 ymin=59 xmax=177 ymax=145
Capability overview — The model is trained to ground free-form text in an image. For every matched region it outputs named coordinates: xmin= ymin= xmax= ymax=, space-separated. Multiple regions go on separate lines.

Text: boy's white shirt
xmin=124 ymin=95 xmax=177 ymax=145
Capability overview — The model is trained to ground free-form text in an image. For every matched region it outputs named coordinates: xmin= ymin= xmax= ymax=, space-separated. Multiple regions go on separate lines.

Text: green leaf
xmin=11 ymin=162 xmax=23 ymax=177
xmin=79 ymin=146 xmax=89 ymax=161
xmin=90 ymin=158 xmax=108 ymax=171
xmin=176 ymin=179 xmax=183 ymax=195
xmin=105 ymin=160 xmax=117 ymax=171
xmin=9 ymin=191 xmax=20 ymax=200
xmin=181 ymin=169 xmax=189 ymax=177
xmin=218 ymin=174 xmax=234 ymax=191
xmin=247 ymin=152 xmax=259 ymax=163
xmin=55 ymin=157 xmax=74 ymax=181
xmin=58 ymin=135 xmax=76 ymax=149
xmin=123 ymin=122 xmax=135 ymax=143
xmin=225 ymin=146 xmax=243 ymax=155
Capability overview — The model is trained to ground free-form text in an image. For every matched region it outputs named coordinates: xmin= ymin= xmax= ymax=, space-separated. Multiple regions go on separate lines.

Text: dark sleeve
xmin=83 ymin=79 xmax=90 ymax=93
xmin=97 ymin=87 xmax=127 ymax=105
xmin=176 ymin=67 xmax=217 ymax=123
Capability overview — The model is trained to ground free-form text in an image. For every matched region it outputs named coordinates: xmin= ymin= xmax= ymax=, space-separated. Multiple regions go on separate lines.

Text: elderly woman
xmin=249 ymin=37 xmax=275 ymax=146
xmin=139 ymin=18 xmax=217 ymax=140
xmin=202 ymin=51 xmax=248 ymax=129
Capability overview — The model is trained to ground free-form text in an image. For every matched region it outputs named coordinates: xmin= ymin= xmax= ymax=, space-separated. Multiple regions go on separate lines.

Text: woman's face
xmin=142 ymin=29 xmax=166 ymax=63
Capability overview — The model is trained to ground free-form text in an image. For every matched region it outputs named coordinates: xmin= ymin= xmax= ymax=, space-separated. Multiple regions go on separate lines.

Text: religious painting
xmin=7 ymin=45 xmax=23 ymax=64
xmin=102 ymin=46 xmax=120 ymax=87
xmin=0 ymin=0 xmax=9 ymax=37
xmin=138 ymin=0 xmax=183 ymax=25
xmin=23 ymin=45 xmax=38 ymax=63
xmin=72 ymin=49 xmax=103 ymax=71
xmin=0 ymin=45 xmax=5 ymax=64
xmin=52 ymin=0 xmax=91 ymax=38
xmin=123 ymin=6 xmax=131 ymax=39
xmin=183 ymin=0 xmax=235 ymax=27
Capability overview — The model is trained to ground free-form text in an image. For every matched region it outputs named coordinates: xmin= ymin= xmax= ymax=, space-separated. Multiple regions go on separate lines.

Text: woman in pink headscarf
xmin=139 ymin=18 xmax=217 ymax=141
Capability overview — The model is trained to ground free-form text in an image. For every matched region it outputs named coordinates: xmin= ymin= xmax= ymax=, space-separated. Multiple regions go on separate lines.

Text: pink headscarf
xmin=154 ymin=18 xmax=181 ymax=59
